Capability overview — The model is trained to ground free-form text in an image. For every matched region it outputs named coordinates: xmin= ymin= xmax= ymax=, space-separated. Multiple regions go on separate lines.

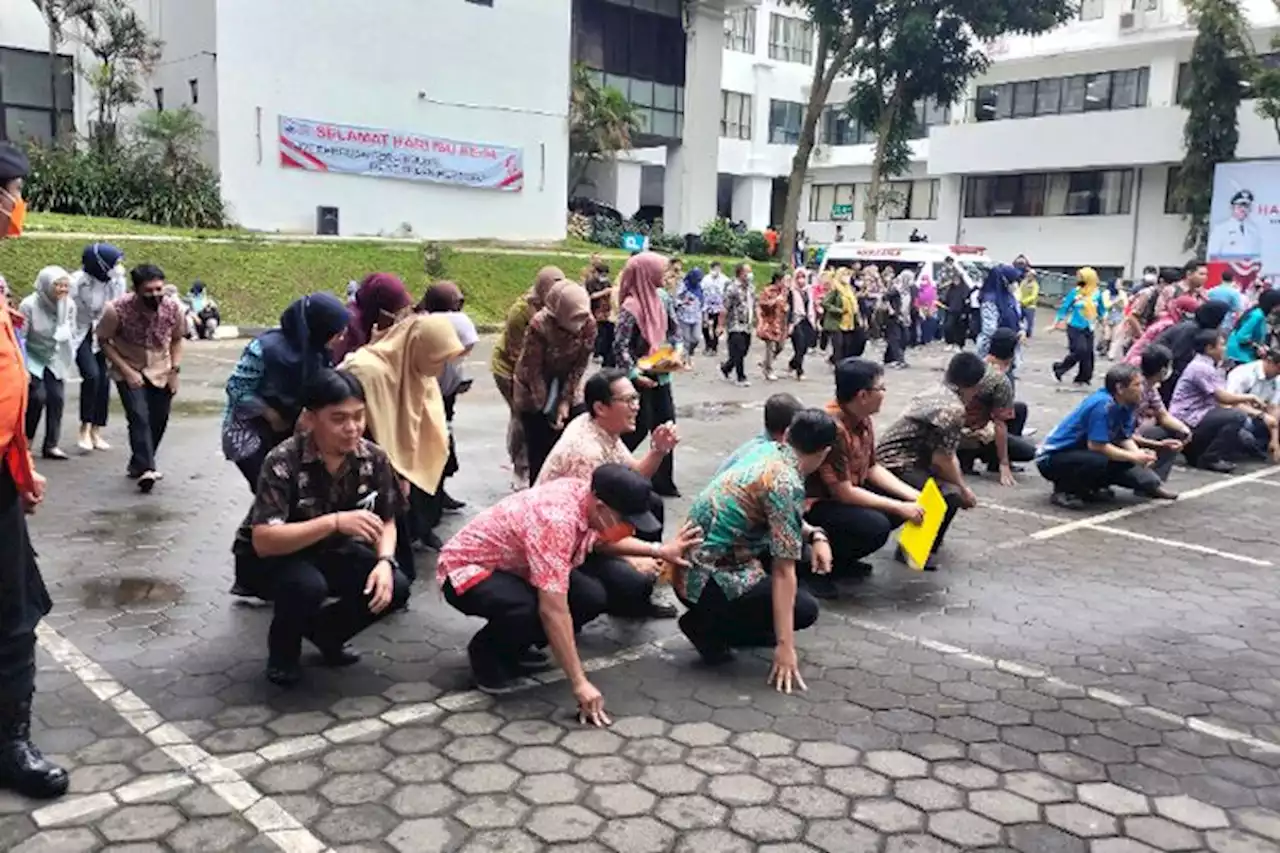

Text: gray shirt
xmin=71 ymin=268 xmax=126 ymax=353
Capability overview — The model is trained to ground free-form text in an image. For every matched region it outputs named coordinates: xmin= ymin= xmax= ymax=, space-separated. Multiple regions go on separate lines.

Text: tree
xmin=568 ymin=63 xmax=641 ymax=197
xmin=1174 ymin=0 xmax=1254 ymax=255
xmin=1250 ymin=1 xmax=1280 ymax=145
xmin=77 ymin=0 xmax=162 ymax=153
xmin=30 ymin=0 xmax=99 ymax=142
xmin=134 ymin=106 xmax=206 ymax=177
xmin=778 ymin=1 xmax=866 ymax=267
xmin=848 ymin=0 xmax=1074 ymax=240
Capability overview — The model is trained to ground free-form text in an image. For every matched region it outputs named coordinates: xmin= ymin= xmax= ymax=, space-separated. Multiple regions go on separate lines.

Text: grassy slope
xmin=2 ymin=216 xmax=776 ymax=327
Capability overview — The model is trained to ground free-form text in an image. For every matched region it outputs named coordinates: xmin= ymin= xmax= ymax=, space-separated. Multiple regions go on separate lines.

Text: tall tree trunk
xmin=779 ymin=29 xmax=856 ymax=267
xmin=45 ymin=6 xmax=61 ymax=142
xmin=862 ymin=87 xmax=904 ymax=241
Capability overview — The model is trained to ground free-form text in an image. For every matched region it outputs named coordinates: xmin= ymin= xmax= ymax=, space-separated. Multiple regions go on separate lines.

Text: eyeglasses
xmin=613 ymin=394 xmax=641 ymax=407
xmin=870 ymin=384 xmax=888 ymax=393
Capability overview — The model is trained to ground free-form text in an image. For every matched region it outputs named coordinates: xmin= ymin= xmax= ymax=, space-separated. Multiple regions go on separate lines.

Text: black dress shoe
xmin=266 ymin=662 xmax=303 ymax=687
xmin=678 ymin=613 xmax=735 ymax=666
xmin=441 ymin=492 xmax=467 ymax=512
xmin=516 ymin=647 xmax=553 ymax=673
xmin=319 ymin=645 xmax=362 ymax=668
xmin=1202 ymin=459 xmax=1236 ymax=474
xmin=805 ymin=575 xmax=839 ymax=600
xmin=0 ymin=700 xmax=69 ymax=800
xmin=642 ymin=600 xmax=678 ymax=619
xmin=415 ymin=531 xmax=444 ymax=551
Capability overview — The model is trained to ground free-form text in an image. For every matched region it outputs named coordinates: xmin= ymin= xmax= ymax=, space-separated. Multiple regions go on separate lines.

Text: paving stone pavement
xmin=7 ymin=333 xmax=1280 ymax=851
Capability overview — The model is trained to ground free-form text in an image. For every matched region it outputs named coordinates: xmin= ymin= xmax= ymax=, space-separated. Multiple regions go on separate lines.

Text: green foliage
xmin=76 ymin=0 xmax=163 ymax=152
xmin=422 ymin=242 xmax=454 ymax=279
xmin=568 ymin=63 xmax=641 ymax=195
xmin=1176 ymin=0 xmax=1253 ymax=255
xmin=649 ymin=231 xmax=686 ymax=253
xmin=742 ymin=230 xmax=771 ymax=262
xmin=699 ymin=218 xmax=744 ymax=256
xmin=24 ymin=136 xmax=226 ymax=229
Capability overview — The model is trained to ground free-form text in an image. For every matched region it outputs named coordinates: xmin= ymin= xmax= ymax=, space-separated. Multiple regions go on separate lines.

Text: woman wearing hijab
xmin=70 ymin=242 xmax=126 ymax=452
xmin=755 ymin=271 xmax=788 ymax=381
xmin=416 ymin=280 xmax=464 ymax=314
xmin=491 ymin=265 xmax=563 ymax=488
xmin=1051 ymin=267 xmax=1107 ymax=386
xmin=1124 ymin=295 xmax=1202 ymax=366
xmin=976 ymin=264 xmax=1025 ymax=360
xmin=674 ymin=268 xmax=705 ymax=358
xmin=787 ymin=268 xmax=817 ymax=379
xmin=19 ymin=267 xmax=76 ymax=460
xmin=916 ymin=272 xmax=940 ymax=345
xmin=331 ymin=273 xmax=413 ymax=363
xmin=514 ymin=281 xmax=597 ymax=484
xmin=882 ymin=269 xmax=915 ymax=368
xmin=821 ymin=266 xmax=861 ymax=364
xmin=613 ymin=251 xmax=682 ymax=496
xmin=222 ymin=293 xmax=351 ymax=492
xmin=344 ymin=315 xmax=466 ymax=579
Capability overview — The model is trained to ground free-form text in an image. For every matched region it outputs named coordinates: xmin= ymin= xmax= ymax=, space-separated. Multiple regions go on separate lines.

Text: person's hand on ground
xmin=364 ymin=561 xmax=395 ymax=614
xmin=768 ymin=644 xmax=806 ymax=694
xmin=574 ymin=679 xmax=611 ymax=727
xmin=21 ymin=470 xmax=46 ymax=514
xmin=895 ymin=501 xmax=926 ymax=524
xmin=651 ymin=422 xmax=680 ymax=454
xmin=634 ymin=375 xmax=657 ymax=390
xmin=336 ymin=510 xmax=382 ymax=543
xmin=658 ymin=522 xmax=704 ymax=567
xmin=810 ymin=539 xmax=834 ymax=575
xmin=998 ymin=464 xmax=1017 ymax=488
xmin=959 ymin=486 xmax=979 ymax=509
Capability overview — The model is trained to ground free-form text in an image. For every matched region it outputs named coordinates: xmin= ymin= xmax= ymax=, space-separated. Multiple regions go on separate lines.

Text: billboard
xmin=1207 ymin=160 xmax=1280 ymax=288
xmin=278 ymin=116 xmax=524 ymax=192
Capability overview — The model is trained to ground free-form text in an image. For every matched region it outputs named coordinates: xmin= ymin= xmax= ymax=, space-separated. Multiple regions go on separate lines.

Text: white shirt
xmin=1227 ymin=360 xmax=1280 ymax=405
xmin=1208 ymin=219 xmax=1263 ymax=260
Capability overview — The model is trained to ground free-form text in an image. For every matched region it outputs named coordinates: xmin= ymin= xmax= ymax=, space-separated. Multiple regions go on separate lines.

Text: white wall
xmin=0 ymin=0 xmax=58 ymax=52
xmin=127 ymin=0 xmax=219 ymax=164
xmin=799 ymin=162 xmax=955 ymax=244
xmin=212 ymin=0 xmax=571 ymax=239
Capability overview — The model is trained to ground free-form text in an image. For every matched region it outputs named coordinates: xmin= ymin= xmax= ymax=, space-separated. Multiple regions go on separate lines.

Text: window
xmin=189 ymin=78 xmax=199 ymax=105
xmin=720 ymin=90 xmax=752 ymax=140
xmin=726 ymin=7 xmax=756 ymax=54
xmin=1177 ymin=53 xmax=1280 ymax=104
xmin=1080 ymin=0 xmax=1104 ymax=20
xmin=0 ymin=47 xmax=74 ymax=143
xmin=975 ymin=68 xmax=1148 ymax=122
xmin=909 ymin=100 xmax=951 ymax=138
xmin=809 ymin=180 xmax=939 ymax=221
xmin=768 ymin=99 xmax=804 ymax=144
xmin=1165 ymin=166 xmax=1191 ymax=214
xmin=1013 ymin=81 xmax=1037 ymax=118
xmin=820 ymin=106 xmax=858 ymax=145
xmin=909 ymin=179 xmax=939 ymax=220
xmin=1035 ymin=78 xmax=1063 ymax=115
xmin=965 ymin=170 xmax=1133 ymax=217
xmin=768 ymin=13 xmax=813 ymax=64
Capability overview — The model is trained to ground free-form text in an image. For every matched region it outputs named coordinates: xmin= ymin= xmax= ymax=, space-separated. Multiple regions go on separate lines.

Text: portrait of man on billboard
xmin=1208 ymin=189 xmax=1263 ymax=260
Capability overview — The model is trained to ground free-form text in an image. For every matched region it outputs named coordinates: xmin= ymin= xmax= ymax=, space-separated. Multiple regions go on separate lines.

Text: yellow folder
xmin=897 ymin=478 xmax=947 ymax=571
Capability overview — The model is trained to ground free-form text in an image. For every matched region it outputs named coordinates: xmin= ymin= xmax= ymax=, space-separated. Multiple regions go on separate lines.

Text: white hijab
xmin=30 ymin=266 xmax=74 ymax=342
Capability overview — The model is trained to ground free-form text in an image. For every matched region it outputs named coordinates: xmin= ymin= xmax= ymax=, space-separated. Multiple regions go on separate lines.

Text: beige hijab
xmin=526 ymin=266 xmax=564 ymax=311
xmin=545 ymin=280 xmax=591 ymax=332
xmin=342 ymin=315 xmax=464 ymax=494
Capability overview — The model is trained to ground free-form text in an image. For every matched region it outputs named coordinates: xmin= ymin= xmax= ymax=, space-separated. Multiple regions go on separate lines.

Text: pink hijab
xmin=619 ymin=252 xmax=668 ymax=354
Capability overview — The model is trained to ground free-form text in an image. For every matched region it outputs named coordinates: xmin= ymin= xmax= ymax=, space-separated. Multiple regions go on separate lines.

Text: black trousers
xmin=804 ymin=500 xmax=906 ymax=572
xmin=521 ymin=410 xmax=565 ymax=486
xmin=594 ymin=321 xmax=616 ymax=366
xmin=1184 ymin=407 xmax=1250 ymax=467
xmin=957 ymin=403 xmax=1037 ymax=471
xmin=895 ymin=467 xmax=964 ymax=553
xmin=678 ymin=572 xmax=819 ymax=652
xmin=789 ymin=321 xmax=813 ymax=376
xmin=0 ymin=468 xmax=51 ymax=702
xmin=703 ymin=313 xmax=722 ymax=353
xmin=25 ymin=368 xmax=65 ymax=454
xmin=830 ymin=327 xmax=867 ymax=363
xmin=1037 ymin=449 xmax=1168 ymax=497
xmin=623 ymin=383 xmax=676 ymax=494
xmin=721 ymin=331 xmax=751 ymax=382
xmin=1135 ymin=425 xmax=1185 ymax=482
xmin=884 ymin=321 xmax=907 ymax=365
xmin=944 ymin=309 xmax=968 ymax=347
xmin=444 ymin=561 xmax=612 ymax=683
xmin=240 ymin=543 xmax=410 ymax=666
xmin=75 ymin=337 xmax=110 ymax=427
xmin=1058 ymin=326 xmax=1096 ymax=383
xmin=117 ymin=380 xmax=173 ymax=474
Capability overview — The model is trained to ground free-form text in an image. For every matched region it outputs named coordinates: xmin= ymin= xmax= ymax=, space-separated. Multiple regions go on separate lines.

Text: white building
xmin=587 ymin=0 xmax=1280 ymax=278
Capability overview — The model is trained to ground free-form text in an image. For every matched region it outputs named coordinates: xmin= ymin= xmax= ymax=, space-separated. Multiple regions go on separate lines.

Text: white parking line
xmin=1086 ymin=524 xmax=1272 ymax=566
xmin=1031 ymin=465 xmax=1280 ymax=540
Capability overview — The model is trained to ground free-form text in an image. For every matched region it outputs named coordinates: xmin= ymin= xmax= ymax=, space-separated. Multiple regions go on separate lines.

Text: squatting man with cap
xmin=437 ymin=464 xmax=702 ymax=725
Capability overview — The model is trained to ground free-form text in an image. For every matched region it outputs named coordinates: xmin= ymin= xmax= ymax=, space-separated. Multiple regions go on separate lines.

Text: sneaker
xmin=735 ymin=379 xmax=752 ymax=388
xmin=677 ymin=612 xmax=735 ymax=666
xmin=516 ymin=647 xmax=554 ymax=674
xmin=805 ymin=575 xmax=839 ymax=601
xmin=319 ymin=644 xmax=362 ymax=668
xmin=1052 ymin=362 xmax=1065 ymax=383
xmin=1050 ymin=491 xmax=1086 ymax=510
xmin=1201 ymin=459 xmax=1236 ymax=474
xmin=41 ymin=448 xmax=68 ymax=461
xmin=138 ymin=471 xmax=160 ymax=494
xmin=441 ymin=492 xmax=466 ymax=513
xmin=77 ymin=425 xmax=93 ymax=453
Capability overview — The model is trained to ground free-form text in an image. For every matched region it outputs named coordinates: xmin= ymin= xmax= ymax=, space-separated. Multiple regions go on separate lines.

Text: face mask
xmin=141 ymin=294 xmax=162 ymax=311
xmin=1143 ymin=273 xmax=1156 ymax=284
xmin=597 ymin=521 xmax=634 ymax=544
xmin=2 ymin=191 xmax=24 ymax=238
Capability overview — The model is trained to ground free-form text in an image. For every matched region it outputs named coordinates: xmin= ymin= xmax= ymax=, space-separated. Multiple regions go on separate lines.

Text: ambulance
xmin=816 ymin=242 xmax=994 ymax=289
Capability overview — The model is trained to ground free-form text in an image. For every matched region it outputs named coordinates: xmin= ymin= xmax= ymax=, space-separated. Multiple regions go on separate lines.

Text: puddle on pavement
xmin=73 ymin=505 xmax=183 ymax=543
xmin=675 ymin=400 xmax=762 ymax=421
xmin=81 ymin=577 xmax=184 ymax=610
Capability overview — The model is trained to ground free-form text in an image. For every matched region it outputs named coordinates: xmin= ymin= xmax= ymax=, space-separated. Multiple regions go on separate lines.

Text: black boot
xmin=0 ymin=698 xmax=69 ymax=799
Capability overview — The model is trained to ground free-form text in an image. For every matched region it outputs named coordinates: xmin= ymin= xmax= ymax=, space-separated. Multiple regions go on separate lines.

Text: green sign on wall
xmin=831 ymin=204 xmax=854 ymax=221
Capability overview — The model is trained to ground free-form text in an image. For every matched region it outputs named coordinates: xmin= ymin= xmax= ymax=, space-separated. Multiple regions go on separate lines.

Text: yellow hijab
xmin=834 ymin=268 xmax=856 ymax=331
xmin=1075 ymin=266 xmax=1100 ymax=322
xmin=342 ymin=315 xmax=464 ymax=494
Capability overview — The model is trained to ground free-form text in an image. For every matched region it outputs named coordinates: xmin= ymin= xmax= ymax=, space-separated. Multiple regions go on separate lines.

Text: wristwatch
xmin=375 ymin=555 xmax=399 ymax=571
xmin=806 ymin=527 xmax=829 ymax=545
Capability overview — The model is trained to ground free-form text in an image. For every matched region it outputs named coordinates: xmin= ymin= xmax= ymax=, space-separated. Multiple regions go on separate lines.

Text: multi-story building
xmin=586 ymin=0 xmax=1280 ymax=277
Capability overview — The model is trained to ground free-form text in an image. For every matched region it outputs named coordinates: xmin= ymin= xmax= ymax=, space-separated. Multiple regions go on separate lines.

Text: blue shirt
xmin=1038 ymin=389 xmax=1135 ymax=458
xmin=1227 ymin=307 xmax=1268 ymax=364
xmin=1054 ymin=287 xmax=1106 ymax=330
xmin=716 ymin=433 xmax=774 ymax=475
xmin=1207 ymin=284 xmax=1244 ymax=330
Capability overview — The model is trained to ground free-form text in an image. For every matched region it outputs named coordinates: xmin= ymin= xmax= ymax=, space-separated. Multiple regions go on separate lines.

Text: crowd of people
xmin=4 ymin=126 xmax=1280 ymax=799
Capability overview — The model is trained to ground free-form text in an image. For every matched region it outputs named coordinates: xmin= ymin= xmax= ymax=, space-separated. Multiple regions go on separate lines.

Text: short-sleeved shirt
xmin=964 ymin=365 xmax=1016 ymax=431
xmin=1136 ymin=379 xmax=1167 ymax=425
xmin=537 ymin=413 xmax=634 ymax=485
xmin=676 ymin=442 xmax=805 ymax=604
xmin=1169 ymin=354 xmax=1225 ymax=428
xmin=807 ymin=401 xmax=876 ymax=499
xmin=1227 ymin=307 xmax=1270 ymax=364
xmin=1039 ymin=389 xmax=1135 ymax=457
xmin=96 ymin=294 xmax=185 ymax=386
xmin=876 ymin=391 xmax=966 ymax=474
xmin=232 ymin=433 xmax=403 ymax=557
xmin=437 ymin=478 xmax=597 ymax=596
xmin=716 ymin=433 xmax=772 ymax=475
xmin=1227 ymin=360 xmax=1280 ymax=406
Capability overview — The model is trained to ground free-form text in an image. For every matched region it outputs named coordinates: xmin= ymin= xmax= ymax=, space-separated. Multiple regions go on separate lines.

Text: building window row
xmin=768 ymin=13 xmax=814 ymax=64
xmin=574 ymin=0 xmax=686 ymax=89
xmin=586 ymin=69 xmax=684 ymax=138
xmin=726 ymin=7 xmax=756 ymax=54
xmin=809 ymin=179 xmax=941 ymax=222
xmin=1175 ymin=53 xmax=1280 ymax=104
xmin=818 ymin=101 xmax=950 ymax=146
xmin=768 ymin=99 xmax=806 ymax=144
xmin=0 ymin=46 xmax=74 ymax=143
xmin=976 ymin=67 xmax=1149 ymax=122
xmin=963 ymin=169 xmax=1135 ymax=218
xmin=720 ymin=91 xmax=752 ymax=140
